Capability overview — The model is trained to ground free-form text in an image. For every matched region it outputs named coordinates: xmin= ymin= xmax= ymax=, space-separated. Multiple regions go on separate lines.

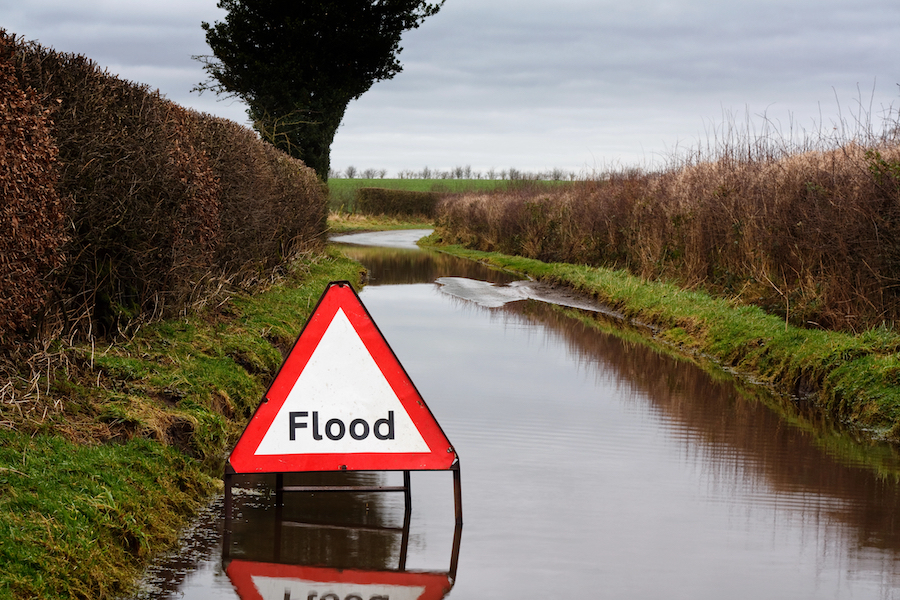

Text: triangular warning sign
xmin=228 ymin=281 xmax=457 ymax=473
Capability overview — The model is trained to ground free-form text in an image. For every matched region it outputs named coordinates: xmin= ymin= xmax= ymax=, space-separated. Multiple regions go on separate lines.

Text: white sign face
xmin=227 ymin=281 xmax=457 ymax=474
xmin=251 ymin=576 xmax=426 ymax=600
xmin=254 ymin=308 xmax=430 ymax=456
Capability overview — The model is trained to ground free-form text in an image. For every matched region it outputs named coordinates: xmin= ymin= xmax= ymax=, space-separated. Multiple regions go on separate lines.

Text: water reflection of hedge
xmin=0 ymin=31 xmax=326 ymax=345
xmin=509 ymin=299 xmax=900 ymax=568
xmin=337 ymin=245 xmax=520 ymax=286
xmin=356 ymin=187 xmax=440 ymax=218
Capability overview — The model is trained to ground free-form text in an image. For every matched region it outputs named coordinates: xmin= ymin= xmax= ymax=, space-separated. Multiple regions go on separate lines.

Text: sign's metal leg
xmin=399 ymin=475 xmax=412 ymax=572
xmin=449 ymin=520 xmax=463 ymax=583
xmin=275 ymin=472 xmax=284 ymax=507
xmin=223 ymin=471 xmax=233 ymax=560
xmin=224 ymin=472 xmax=233 ymax=522
xmin=403 ymin=470 xmax=412 ymax=514
xmin=274 ymin=473 xmax=285 ymax=563
xmin=452 ymin=463 xmax=463 ymax=526
xmin=398 ymin=470 xmax=412 ymax=570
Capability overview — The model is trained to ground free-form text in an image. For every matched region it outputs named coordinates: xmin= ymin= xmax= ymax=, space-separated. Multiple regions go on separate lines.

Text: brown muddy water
xmin=132 ymin=230 xmax=900 ymax=600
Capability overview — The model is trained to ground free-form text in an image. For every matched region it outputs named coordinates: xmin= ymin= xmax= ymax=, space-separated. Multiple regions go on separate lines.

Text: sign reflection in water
xmin=223 ymin=471 xmax=460 ymax=600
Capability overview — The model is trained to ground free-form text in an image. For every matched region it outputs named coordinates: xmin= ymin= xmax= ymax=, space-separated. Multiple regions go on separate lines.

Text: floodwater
xmin=134 ymin=229 xmax=900 ymax=600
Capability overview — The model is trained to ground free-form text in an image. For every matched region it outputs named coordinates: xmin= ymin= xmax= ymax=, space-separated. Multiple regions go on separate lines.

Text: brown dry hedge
xmin=0 ymin=31 xmax=327 ymax=347
xmin=356 ymin=187 xmax=440 ymax=217
xmin=437 ymin=144 xmax=900 ymax=333
xmin=0 ymin=33 xmax=67 ymax=343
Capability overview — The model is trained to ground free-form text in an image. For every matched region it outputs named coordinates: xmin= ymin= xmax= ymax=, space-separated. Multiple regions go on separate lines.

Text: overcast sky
xmin=4 ymin=0 xmax=899 ymax=176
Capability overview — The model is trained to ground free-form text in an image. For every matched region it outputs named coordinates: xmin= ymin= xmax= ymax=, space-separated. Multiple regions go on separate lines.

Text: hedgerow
xmin=0 ymin=31 xmax=327 ymax=347
xmin=356 ymin=187 xmax=440 ymax=217
xmin=437 ymin=138 xmax=900 ymax=333
xmin=0 ymin=33 xmax=66 ymax=343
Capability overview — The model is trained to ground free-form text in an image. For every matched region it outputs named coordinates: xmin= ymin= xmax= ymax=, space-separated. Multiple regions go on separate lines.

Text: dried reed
xmin=438 ymin=110 xmax=900 ymax=332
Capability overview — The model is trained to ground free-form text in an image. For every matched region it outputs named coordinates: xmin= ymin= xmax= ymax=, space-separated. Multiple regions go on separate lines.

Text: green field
xmin=327 ymin=178 xmax=567 ymax=212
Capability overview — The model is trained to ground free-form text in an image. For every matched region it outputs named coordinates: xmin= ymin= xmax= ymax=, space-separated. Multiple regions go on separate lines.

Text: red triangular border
xmin=226 ymin=560 xmax=453 ymax=600
xmin=228 ymin=281 xmax=457 ymax=473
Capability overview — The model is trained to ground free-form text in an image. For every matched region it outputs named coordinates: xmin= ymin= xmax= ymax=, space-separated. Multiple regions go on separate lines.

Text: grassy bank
xmin=0 ymin=251 xmax=364 ymax=600
xmin=420 ymin=237 xmax=900 ymax=439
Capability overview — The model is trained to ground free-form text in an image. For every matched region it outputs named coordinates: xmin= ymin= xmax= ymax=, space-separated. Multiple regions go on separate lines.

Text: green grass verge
xmin=420 ymin=235 xmax=900 ymax=439
xmin=0 ymin=250 xmax=365 ymax=600
xmin=0 ymin=434 xmax=213 ymax=599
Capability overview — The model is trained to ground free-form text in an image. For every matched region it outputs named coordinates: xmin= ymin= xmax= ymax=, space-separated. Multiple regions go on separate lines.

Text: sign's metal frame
xmin=223 ymin=470 xmax=463 ymax=585
xmin=224 ymin=280 xmax=462 ymax=531
xmin=224 ymin=463 xmax=463 ymax=527
xmin=223 ymin=471 xmax=462 ymax=597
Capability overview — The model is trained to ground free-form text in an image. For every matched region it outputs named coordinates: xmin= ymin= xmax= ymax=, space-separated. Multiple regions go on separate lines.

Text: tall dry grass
xmin=437 ymin=119 xmax=900 ymax=332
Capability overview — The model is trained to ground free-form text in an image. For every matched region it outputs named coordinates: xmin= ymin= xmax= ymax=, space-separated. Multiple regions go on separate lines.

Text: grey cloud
xmin=4 ymin=0 xmax=898 ymax=175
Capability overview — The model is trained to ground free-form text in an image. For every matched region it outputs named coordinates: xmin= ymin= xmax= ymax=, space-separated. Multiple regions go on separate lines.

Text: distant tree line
xmin=330 ymin=165 xmax=582 ymax=181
